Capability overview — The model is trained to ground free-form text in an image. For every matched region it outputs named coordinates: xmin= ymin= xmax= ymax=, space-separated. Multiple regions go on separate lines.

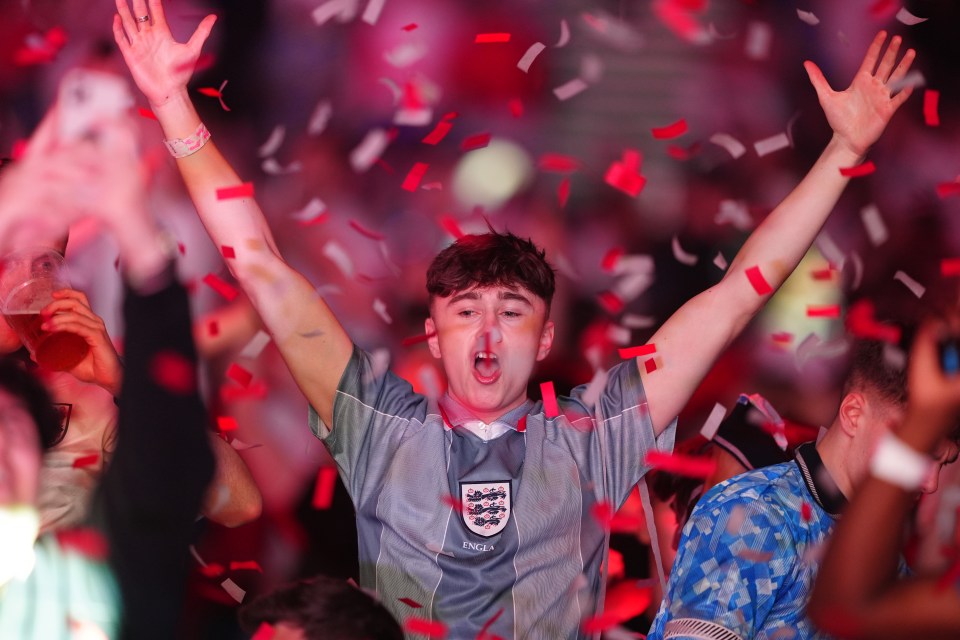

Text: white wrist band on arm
xmin=163 ymin=122 xmax=210 ymax=158
xmin=870 ymin=432 xmax=934 ymax=491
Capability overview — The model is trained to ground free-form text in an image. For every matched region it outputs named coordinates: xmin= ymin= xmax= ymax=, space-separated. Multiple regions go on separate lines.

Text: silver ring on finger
xmin=136 ymin=15 xmax=150 ymax=23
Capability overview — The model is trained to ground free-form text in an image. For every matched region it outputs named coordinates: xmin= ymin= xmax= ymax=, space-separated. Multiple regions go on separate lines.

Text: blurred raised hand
xmin=804 ymin=31 xmax=916 ymax=158
xmin=112 ymin=0 xmax=217 ymax=107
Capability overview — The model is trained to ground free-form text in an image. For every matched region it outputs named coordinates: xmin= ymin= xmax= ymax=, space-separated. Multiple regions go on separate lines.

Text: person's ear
xmin=536 ymin=320 xmax=555 ymax=361
xmin=425 ymin=317 xmax=441 ymax=359
xmin=837 ymin=392 xmax=865 ymax=438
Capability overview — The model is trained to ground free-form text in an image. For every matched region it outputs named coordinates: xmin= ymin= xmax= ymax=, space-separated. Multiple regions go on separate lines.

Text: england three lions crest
xmin=460 ymin=481 xmax=511 ymax=537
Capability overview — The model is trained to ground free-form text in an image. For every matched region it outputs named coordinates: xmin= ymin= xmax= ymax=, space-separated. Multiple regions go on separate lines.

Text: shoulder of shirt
xmin=693 ymin=461 xmax=801 ymax=518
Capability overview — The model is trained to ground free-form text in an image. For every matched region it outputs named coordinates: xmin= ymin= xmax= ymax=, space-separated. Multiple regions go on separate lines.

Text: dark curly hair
xmin=0 ymin=358 xmax=62 ymax=450
xmin=426 ymin=233 xmax=555 ymax=310
xmin=842 ymin=338 xmax=908 ymax=408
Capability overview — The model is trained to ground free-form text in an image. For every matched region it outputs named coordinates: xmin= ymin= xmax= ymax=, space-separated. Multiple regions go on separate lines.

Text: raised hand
xmin=112 ymin=0 xmax=216 ymax=107
xmin=804 ymin=31 xmax=915 ymax=158
xmin=902 ymin=318 xmax=960 ymax=446
xmin=41 ymin=290 xmax=124 ymax=396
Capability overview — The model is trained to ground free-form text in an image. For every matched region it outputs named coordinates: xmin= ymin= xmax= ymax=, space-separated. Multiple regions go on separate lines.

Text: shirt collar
xmin=794 ymin=441 xmax=847 ymax=518
xmin=439 ymin=394 xmax=533 ymax=441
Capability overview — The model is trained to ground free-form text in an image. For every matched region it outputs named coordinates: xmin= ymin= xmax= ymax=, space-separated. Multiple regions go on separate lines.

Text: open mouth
xmin=473 ymin=350 xmax=501 ymax=382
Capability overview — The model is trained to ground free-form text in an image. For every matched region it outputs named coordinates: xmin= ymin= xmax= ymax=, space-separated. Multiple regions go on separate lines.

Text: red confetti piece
xmin=216 ymin=182 xmax=255 ymax=200
xmin=590 ymin=501 xmax=614 ymax=529
xmin=401 ymin=330 xmax=437 ymax=347
xmin=581 ymin=613 xmax=619 ymax=634
xmin=72 ymin=453 xmax=99 ymax=469
xmin=807 ymin=304 xmax=841 ymax=318
xmin=251 ymin=622 xmax=275 ymax=640
xmin=745 ymin=265 xmax=773 ymax=296
xmin=402 ymin=162 xmax=429 ymax=191
xmin=422 ymin=120 xmax=454 ymax=145
xmin=811 ymin=267 xmax=836 ymax=281
xmin=538 ymin=153 xmax=580 ymax=173
xmin=924 ymin=90 xmax=940 ymax=127
xmin=508 ymin=98 xmax=523 ymax=118
xmin=229 ymin=560 xmax=263 ymax=572
xmin=936 ymin=556 xmax=960 ymax=591
xmin=476 ymin=608 xmax=505 ymax=640
xmin=771 ymin=332 xmax=793 ymax=345
xmin=178 ymin=242 xmax=187 ymax=255
xmin=597 ymin=291 xmax=624 ymax=314
xmin=644 ymin=357 xmax=657 ymax=374
xmin=475 ymin=33 xmax=511 ymax=43
xmin=441 ymin=494 xmax=464 ymax=512
xmin=10 ymin=139 xmax=28 ymax=161
xmin=601 ymin=247 xmax=625 ymax=272
xmin=399 ymin=597 xmax=423 ymax=609
xmin=666 ymin=142 xmax=701 ymax=160
xmin=217 ymin=416 xmax=238 ymax=432
xmin=839 ymin=161 xmax=876 ymax=178
xmin=936 ymin=182 xmax=960 ymax=199
xmin=199 ymin=563 xmax=225 ymax=578
xmin=541 ymin=381 xmax=560 ymax=418
xmin=208 ymin=321 xmax=220 ymax=337
xmin=868 ymin=0 xmax=897 ymax=19
xmin=137 ymin=107 xmax=158 ymax=121
xmin=557 ymin=177 xmax=571 ymax=208
xmin=800 ymin=502 xmax=812 ymax=522
xmin=401 ymin=23 xmax=418 ymax=31
xmin=651 ymin=118 xmax=688 ymax=140
xmin=56 ymin=528 xmax=109 ymax=560
xmin=202 ymin=273 xmax=239 ymax=301
xmin=461 ymin=133 xmax=491 ymax=152
xmin=312 ymin=466 xmax=338 ymax=509
xmin=226 ymin=363 xmax=253 ymax=387
xmin=197 ymin=79 xmax=231 ymax=111
xmin=644 ymin=451 xmax=717 ymax=479
xmin=437 ymin=215 xmax=465 ymax=239
xmin=348 ymin=219 xmax=385 ymax=241
xmin=604 ymin=162 xmax=645 ymax=197
xmin=844 ymin=299 xmax=901 ymax=344
xmin=517 ymin=415 xmax=526 ymax=433
xmin=220 ymin=245 xmax=236 ymax=259
xmin=149 ymin=351 xmax=196 ymax=395
xmin=404 ymin=618 xmax=448 ymax=638
xmin=942 ymin=258 xmax=960 ymax=276
xmin=618 ymin=344 xmax=656 ymax=359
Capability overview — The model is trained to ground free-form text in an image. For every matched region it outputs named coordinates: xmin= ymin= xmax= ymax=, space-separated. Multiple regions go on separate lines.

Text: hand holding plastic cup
xmin=0 ymin=248 xmax=90 ymax=371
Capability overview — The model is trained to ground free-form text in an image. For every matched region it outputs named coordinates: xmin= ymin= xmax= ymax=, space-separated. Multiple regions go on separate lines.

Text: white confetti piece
xmin=894 ymin=270 xmax=925 ymax=298
xmin=220 ymin=578 xmax=246 ymax=603
xmin=257 ymin=125 xmax=285 ymax=158
xmin=753 ymin=132 xmax=790 ymax=157
xmin=291 ymin=197 xmax=327 ymax=223
xmin=240 ymin=330 xmax=272 ymax=360
xmin=552 ymin=254 xmax=581 ymax=282
xmin=671 ymin=235 xmax=698 ymax=266
xmin=418 ymin=366 xmax=442 ymax=402
xmin=378 ymin=77 xmax=402 ymax=105
xmin=383 ymin=41 xmax=427 ymax=67
xmin=552 ymin=78 xmax=588 ymax=101
xmin=888 ymin=70 xmax=925 ymax=94
xmin=612 ymin=272 xmax=653 ymax=304
xmin=307 ymin=99 xmax=332 ymax=136
xmin=189 ymin=545 xmax=208 ymax=567
xmin=581 ymin=368 xmax=609 ymax=408
xmin=621 ymin=314 xmax=656 ymax=329
xmin=611 ymin=254 xmax=654 ymax=276
xmin=606 ymin=324 xmax=631 ymax=346
xmin=361 ymin=0 xmax=386 ymax=25
xmin=796 ymin=9 xmax=819 ymax=26
xmin=229 ymin=437 xmax=263 ymax=451
xmin=322 ymin=241 xmax=355 ymax=279
xmin=744 ymin=21 xmax=772 ymax=60
xmin=394 ymin=107 xmax=433 ymax=126
xmin=896 ymin=7 xmax=928 ymax=25
xmin=883 ymin=343 xmax=906 ymax=371
xmin=349 ymin=128 xmax=390 ymax=172
xmin=713 ymin=252 xmax=728 ymax=271
xmin=725 ymin=504 xmax=746 ymax=535
xmin=378 ymin=241 xmax=401 ymax=278
xmin=814 ymin=231 xmax=845 ymax=269
xmin=556 ymin=19 xmax=571 ymax=47
xmin=368 ymin=348 xmax=390 ymax=382
xmin=709 ymin=132 xmax=746 ymax=159
xmin=580 ymin=54 xmax=604 ymax=83
xmin=715 ymin=199 xmax=752 ymax=231
xmin=700 ymin=402 xmax=727 ymax=440
xmin=848 ymin=251 xmax=863 ymax=290
xmin=312 ymin=0 xmax=357 ymax=26
xmin=859 ymin=204 xmax=888 ymax=246
xmin=796 ymin=333 xmax=849 ymax=369
xmin=517 ymin=42 xmax=546 ymax=73
xmin=261 ymin=158 xmax=303 ymax=175
xmin=373 ymin=298 xmax=392 ymax=324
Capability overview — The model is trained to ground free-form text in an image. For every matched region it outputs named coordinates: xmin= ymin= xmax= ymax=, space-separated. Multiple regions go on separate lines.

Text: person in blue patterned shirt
xmin=648 ymin=339 xmax=960 ymax=640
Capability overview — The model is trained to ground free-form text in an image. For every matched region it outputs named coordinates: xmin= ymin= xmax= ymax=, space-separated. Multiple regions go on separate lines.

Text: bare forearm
xmin=202 ymin=433 xmax=262 ymax=527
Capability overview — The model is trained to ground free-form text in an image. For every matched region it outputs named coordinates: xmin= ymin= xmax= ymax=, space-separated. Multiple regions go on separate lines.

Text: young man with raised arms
xmin=112 ymin=2 xmax=914 ymax=636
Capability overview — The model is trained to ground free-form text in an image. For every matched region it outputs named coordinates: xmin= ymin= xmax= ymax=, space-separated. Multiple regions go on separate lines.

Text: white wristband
xmin=163 ymin=122 xmax=211 ymax=158
xmin=870 ymin=432 xmax=934 ymax=491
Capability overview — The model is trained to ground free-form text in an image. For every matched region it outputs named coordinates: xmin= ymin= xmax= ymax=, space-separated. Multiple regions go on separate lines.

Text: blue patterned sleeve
xmin=648 ymin=489 xmax=794 ymax=640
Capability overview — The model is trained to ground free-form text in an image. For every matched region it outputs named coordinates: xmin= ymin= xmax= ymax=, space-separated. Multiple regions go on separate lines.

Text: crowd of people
xmin=1 ymin=0 xmax=960 ymax=638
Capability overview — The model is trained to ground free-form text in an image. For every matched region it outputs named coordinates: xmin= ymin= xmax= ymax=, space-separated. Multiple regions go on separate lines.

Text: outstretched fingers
xmin=803 ymin=60 xmax=832 ymax=101
xmin=874 ymin=35 xmax=902 ymax=82
xmin=147 ymin=0 xmax=168 ymax=29
xmin=115 ymin=0 xmax=137 ymax=41
xmin=886 ymin=47 xmax=916 ymax=89
xmin=186 ymin=14 xmax=218 ymax=55
xmin=856 ymin=31 xmax=887 ymax=77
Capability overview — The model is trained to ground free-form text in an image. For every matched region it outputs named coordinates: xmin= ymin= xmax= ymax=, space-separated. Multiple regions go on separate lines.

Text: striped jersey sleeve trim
xmin=664 ymin=618 xmax=744 ymax=640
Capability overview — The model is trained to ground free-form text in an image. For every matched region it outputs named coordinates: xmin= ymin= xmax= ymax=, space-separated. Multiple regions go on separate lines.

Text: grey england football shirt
xmin=310 ymin=346 xmax=675 ymax=639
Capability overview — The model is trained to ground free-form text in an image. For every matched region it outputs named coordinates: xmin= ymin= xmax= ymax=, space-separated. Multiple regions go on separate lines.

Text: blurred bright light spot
xmin=451 ymin=139 xmax=532 ymax=210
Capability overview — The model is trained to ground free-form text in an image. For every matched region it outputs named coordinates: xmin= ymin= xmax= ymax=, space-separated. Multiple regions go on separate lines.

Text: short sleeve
xmin=648 ymin=489 xmax=794 ymax=640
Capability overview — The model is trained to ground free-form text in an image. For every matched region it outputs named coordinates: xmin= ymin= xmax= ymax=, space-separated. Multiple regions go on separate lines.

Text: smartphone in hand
xmin=58 ymin=69 xmax=133 ymax=142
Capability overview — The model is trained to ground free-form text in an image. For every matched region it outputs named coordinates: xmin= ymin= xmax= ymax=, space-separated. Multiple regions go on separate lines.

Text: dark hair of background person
xmin=842 ymin=339 xmax=909 ymax=408
xmin=0 ymin=357 xmax=62 ymax=449
xmin=237 ymin=575 xmax=404 ymax=640
xmin=426 ymin=232 xmax=556 ymax=310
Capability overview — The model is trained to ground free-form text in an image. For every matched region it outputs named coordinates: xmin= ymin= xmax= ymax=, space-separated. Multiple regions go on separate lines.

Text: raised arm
xmin=808 ymin=320 xmax=960 ymax=638
xmin=641 ymin=32 xmax=915 ymax=434
xmin=112 ymin=0 xmax=352 ymax=427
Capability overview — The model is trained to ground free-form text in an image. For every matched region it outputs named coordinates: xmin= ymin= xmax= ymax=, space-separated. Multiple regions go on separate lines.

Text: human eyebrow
xmin=498 ymin=291 xmax=533 ymax=307
xmin=448 ymin=291 xmax=481 ymax=305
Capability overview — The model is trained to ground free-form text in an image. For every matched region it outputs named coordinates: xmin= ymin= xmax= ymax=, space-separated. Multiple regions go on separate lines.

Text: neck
xmin=814 ymin=422 xmax=854 ymax=499
xmin=443 ymin=393 xmax=529 ymax=425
